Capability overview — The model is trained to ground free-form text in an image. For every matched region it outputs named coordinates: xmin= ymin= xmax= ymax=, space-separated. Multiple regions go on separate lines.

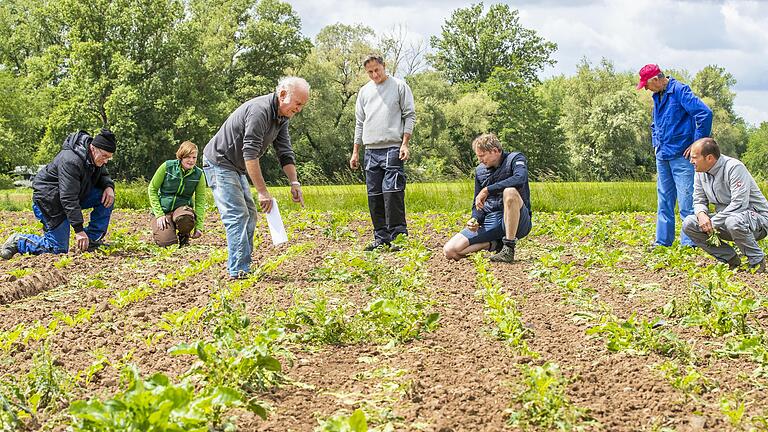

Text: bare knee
xmin=503 ymin=188 xmax=522 ymax=206
xmin=443 ymin=243 xmax=460 ymax=261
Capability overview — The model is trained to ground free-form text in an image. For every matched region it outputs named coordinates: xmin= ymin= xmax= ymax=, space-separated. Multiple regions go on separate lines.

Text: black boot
xmin=490 ymin=238 xmax=516 ymax=263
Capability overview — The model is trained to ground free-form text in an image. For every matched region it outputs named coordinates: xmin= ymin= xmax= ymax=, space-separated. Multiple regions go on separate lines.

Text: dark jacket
xmin=203 ymin=93 xmax=296 ymax=174
xmin=33 ymin=131 xmax=115 ymax=232
xmin=472 ymin=151 xmax=531 ymax=222
xmin=651 ymin=77 xmax=713 ymax=160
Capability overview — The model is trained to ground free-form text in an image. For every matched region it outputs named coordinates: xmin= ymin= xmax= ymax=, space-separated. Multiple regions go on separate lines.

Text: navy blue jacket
xmin=472 ymin=151 xmax=531 ymax=222
xmin=652 ymin=77 xmax=712 ymax=160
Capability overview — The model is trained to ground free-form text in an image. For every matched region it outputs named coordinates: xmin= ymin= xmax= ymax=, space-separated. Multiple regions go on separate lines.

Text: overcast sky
xmin=288 ymin=0 xmax=768 ymax=126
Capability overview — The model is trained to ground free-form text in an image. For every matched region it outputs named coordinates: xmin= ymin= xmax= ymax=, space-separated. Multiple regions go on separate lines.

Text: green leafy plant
xmin=6 ymin=268 xmax=32 ymax=279
xmin=720 ymin=394 xmax=746 ymax=427
xmin=157 ymin=307 xmax=205 ymax=336
xmin=54 ymin=256 xmax=73 ymax=269
xmin=474 ymin=254 xmax=535 ymax=356
xmin=69 ymin=366 xmax=243 ymax=431
xmin=586 ymin=313 xmax=690 ymax=360
xmin=53 ymin=306 xmax=95 ymax=328
xmin=170 ymin=301 xmax=288 ymax=420
xmin=707 ymin=230 xmax=723 ymax=247
xmin=507 ymin=362 xmax=593 ymax=431
xmin=653 ymin=361 xmax=715 ymax=396
xmin=316 ymin=409 xmax=368 ymax=432
xmin=1 ymin=344 xmax=74 ymax=429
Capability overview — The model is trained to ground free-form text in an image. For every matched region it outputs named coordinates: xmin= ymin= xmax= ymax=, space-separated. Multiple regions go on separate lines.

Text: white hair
xmin=276 ymin=76 xmax=310 ymax=95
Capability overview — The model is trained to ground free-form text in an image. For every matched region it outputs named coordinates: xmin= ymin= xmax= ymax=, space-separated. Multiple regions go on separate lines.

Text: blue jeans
xmin=656 ymin=156 xmax=694 ymax=246
xmin=17 ymin=187 xmax=113 ymax=255
xmin=203 ymin=157 xmax=257 ymax=277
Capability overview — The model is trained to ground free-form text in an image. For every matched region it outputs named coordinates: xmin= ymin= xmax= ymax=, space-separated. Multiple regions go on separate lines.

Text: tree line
xmin=2 ymin=0 xmax=767 ymax=184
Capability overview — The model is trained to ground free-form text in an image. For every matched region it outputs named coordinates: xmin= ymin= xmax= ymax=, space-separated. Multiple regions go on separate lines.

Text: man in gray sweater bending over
xmin=350 ymin=54 xmax=416 ymax=251
xmin=203 ymin=77 xmax=308 ymax=279
xmin=682 ymin=137 xmax=768 ymax=272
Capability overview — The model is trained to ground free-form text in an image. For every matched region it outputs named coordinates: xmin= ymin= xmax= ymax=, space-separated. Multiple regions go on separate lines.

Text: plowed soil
xmin=1 ymin=209 xmax=767 ymax=431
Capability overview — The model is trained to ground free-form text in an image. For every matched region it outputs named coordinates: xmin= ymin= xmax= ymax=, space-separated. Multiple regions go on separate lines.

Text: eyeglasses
xmin=93 ymin=147 xmax=113 ymax=162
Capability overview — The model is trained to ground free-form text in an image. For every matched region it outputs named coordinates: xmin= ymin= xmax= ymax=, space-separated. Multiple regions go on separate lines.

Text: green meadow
xmin=0 ymin=182 xmax=662 ymax=214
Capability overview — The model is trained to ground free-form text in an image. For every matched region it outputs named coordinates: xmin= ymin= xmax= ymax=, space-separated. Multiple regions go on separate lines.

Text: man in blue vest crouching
xmin=443 ymin=133 xmax=532 ymax=263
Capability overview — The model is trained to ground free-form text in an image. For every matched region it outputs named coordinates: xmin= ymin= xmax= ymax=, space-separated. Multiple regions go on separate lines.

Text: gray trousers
xmin=682 ymin=211 xmax=768 ymax=265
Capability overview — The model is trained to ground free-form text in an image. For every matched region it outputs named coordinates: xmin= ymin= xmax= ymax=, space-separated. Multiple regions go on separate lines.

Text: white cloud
xmin=288 ymin=0 xmax=768 ymax=118
xmin=735 ymin=90 xmax=768 ymax=127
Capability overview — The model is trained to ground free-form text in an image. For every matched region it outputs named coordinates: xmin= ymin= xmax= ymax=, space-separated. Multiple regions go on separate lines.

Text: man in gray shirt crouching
xmin=349 ymin=54 xmax=416 ymax=251
xmin=682 ymin=137 xmax=768 ymax=272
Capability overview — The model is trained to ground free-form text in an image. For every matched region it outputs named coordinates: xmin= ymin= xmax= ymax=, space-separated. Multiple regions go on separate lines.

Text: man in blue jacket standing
xmin=443 ymin=133 xmax=532 ymax=263
xmin=637 ymin=64 xmax=713 ymax=247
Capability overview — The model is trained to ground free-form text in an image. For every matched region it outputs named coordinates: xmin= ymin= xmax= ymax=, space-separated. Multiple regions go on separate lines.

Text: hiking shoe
xmin=178 ymin=234 xmax=190 ymax=247
xmin=175 ymin=215 xmax=195 ymax=234
xmin=490 ymin=239 xmax=516 ymax=263
xmin=0 ymin=233 xmax=22 ymax=260
xmin=86 ymin=238 xmax=110 ymax=252
xmin=750 ymin=259 xmax=766 ymax=273
xmin=727 ymin=255 xmax=741 ymax=270
xmin=489 ymin=239 xmax=504 ymax=253
xmin=229 ymin=270 xmax=250 ymax=280
xmin=364 ymin=241 xmax=389 ymax=252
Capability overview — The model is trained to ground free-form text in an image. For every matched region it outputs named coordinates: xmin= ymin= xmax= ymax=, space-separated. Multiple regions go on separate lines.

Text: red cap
xmin=636 ymin=64 xmax=661 ymax=90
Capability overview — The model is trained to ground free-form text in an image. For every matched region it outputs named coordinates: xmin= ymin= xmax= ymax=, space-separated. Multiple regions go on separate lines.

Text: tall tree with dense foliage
xmin=743 ymin=122 xmax=768 ymax=179
xmin=0 ymin=0 xmax=310 ymax=180
xmin=429 ymin=3 xmax=556 ymax=84
xmin=560 ymin=60 xmax=652 ymax=180
xmin=691 ymin=65 xmax=748 ymax=157
xmin=288 ymin=24 xmax=377 ymax=183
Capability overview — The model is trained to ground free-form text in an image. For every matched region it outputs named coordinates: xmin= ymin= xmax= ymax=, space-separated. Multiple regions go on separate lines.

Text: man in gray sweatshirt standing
xmin=682 ymin=137 xmax=768 ymax=272
xmin=350 ymin=54 xmax=416 ymax=251
xmin=203 ymin=77 xmax=308 ymax=279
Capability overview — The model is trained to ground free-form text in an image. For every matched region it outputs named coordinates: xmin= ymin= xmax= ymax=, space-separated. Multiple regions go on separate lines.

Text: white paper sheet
xmin=265 ymin=198 xmax=288 ymax=245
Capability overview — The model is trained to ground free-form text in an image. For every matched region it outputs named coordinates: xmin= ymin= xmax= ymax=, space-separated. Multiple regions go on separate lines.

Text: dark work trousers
xmin=364 ymin=147 xmax=407 ymax=243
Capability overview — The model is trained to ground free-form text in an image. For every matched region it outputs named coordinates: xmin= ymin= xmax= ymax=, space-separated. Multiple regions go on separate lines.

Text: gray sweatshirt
xmin=354 ymin=76 xmax=416 ymax=149
xmin=693 ymin=155 xmax=768 ymax=226
xmin=204 ymin=93 xmax=296 ymax=174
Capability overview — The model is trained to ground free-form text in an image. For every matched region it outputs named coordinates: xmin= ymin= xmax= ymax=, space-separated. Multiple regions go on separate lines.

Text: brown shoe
xmin=727 ymin=255 xmax=741 ymax=270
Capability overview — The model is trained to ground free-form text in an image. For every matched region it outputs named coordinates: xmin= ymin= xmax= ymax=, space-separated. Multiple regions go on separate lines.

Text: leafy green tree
xmin=1 ymin=0 xmax=310 ymax=180
xmin=0 ymin=71 xmax=47 ymax=171
xmin=691 ymin=66 xmax=747 ymax=158
xmin=429 ymin=2 xmax=556 ymax=84
xmin=484 ymin=68 xmax=572 ymax=180
xmin=290 ymin=24 xmax=376 ymax=183
xmin=230 ymin=0 xmax=312 ymax=101
xmin=443 ymin=91 xmax=499 ymax=173
xmin=405 ymin=71 xmax=459 ymax=180
xmin=742 ymin=122 xmax=768 ymax=179
xmin=692 ymin=65 xmax=736 ymax=116
xmin=560 ymin=59 xmax=652 ymax=180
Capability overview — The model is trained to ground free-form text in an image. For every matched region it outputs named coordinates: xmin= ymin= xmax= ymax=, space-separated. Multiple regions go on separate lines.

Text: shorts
xmin=460 ymin=205 xmax=532 ymax=245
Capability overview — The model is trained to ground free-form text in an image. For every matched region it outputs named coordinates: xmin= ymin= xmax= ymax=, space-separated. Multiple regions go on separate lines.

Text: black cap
xmin=92 ymin=129 xmax=116 ymax=153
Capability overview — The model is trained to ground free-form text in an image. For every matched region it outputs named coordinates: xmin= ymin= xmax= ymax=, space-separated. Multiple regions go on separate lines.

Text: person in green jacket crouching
xmin=148 ymin=141 xmax=207 ymax=247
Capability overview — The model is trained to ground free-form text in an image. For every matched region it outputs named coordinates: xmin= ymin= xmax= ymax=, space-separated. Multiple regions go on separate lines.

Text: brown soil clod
xmin=0 ymin=268 xmax=67 ymax=305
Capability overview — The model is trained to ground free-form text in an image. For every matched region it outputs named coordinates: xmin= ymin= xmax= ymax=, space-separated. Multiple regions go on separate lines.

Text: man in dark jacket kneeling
xmin=1 ymin=129 xmax=117 ymax=259
xmin=443 ymin=133 xmax=532 ymax=263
